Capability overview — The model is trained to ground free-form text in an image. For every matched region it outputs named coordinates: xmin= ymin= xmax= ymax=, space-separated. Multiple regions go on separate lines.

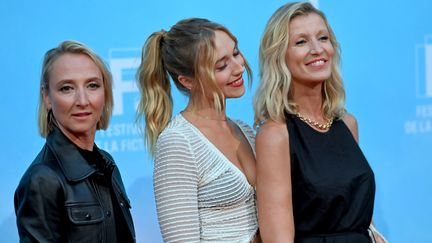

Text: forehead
xmin=213 ymin=30 xmax=235 ymax=57
xmin=49 ymin=53 xmax=102 ymax=80
xmin=289 ymin=13 xmax=327 ymax=36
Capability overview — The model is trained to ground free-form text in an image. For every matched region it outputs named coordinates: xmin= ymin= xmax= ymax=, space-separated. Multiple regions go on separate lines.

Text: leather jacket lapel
xmin=46 ymin=127 xmax=96 ymax=182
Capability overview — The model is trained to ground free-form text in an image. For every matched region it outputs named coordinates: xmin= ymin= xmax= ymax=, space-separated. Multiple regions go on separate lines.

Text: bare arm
xmin=256 ymin=120 xmax=295 ymax=243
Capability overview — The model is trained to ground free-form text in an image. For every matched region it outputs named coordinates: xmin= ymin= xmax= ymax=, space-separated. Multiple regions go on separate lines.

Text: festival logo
xmin=415 ymin=36 xmax=432 ymax=98
xmin=96 ymin=48 xmax=145 ymax=153
xmin=405 ymin=36 xmax=432 ymax=135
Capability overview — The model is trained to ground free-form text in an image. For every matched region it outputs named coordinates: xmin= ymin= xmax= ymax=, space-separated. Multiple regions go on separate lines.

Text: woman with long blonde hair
xmin=254 ymin=2 xmax=386 ymax=243
xmin=136 ymin=18 xmax=259 ymax=242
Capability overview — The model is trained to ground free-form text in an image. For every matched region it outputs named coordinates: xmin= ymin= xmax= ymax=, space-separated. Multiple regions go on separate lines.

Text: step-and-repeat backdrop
xmin=1 ymin=0 xmax=430 ymax=242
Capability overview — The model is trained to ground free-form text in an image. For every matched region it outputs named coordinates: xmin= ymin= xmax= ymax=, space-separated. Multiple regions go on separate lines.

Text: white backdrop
xmin=1 ymin=0 xmax=431 ymax=242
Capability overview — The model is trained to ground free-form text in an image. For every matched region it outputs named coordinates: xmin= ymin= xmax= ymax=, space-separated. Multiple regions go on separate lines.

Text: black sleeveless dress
xmin=286 ymin=114 xmax=375 ymax=243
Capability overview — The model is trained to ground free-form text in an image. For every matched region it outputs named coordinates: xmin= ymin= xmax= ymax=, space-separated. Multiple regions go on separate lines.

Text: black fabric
xmin=76 ymin=145 xmax=118 ymax=243
xmin=14 ymin=127 xmax=135 ymax=243
xmin=77 ymin=145 xmax=132 ymax=242
xmin=286 ymin=114 xmax=375 ymax=243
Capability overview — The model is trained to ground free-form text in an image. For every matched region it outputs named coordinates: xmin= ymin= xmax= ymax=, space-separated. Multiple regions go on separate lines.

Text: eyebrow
xmin=291 ymin=29 xmax=329 ymax=39
xmin=56 ymin=76 xmax=103 ymax=85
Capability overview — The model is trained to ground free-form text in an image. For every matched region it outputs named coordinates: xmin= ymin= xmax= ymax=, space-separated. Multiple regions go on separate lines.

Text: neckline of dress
xmin=178 ymin=113 xmax=255 ymax=189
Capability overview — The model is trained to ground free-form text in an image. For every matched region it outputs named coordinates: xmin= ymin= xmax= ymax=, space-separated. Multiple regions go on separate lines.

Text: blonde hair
xmin=254 ymin=2 xmax=345 ymax=128
xmin=38 ymin=40 xmax=113 ymax=137
xmin=136 ymin=18 xmax=252 ymax=154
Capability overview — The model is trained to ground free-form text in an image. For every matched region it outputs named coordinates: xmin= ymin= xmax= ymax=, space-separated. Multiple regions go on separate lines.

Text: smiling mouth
xmin=227 ymin=77 xmax=244 ymax=86
xmin=306 ymin=57 xmax=327 ymax=66
xmin=308 ymin=60 xmax=325 ymax=66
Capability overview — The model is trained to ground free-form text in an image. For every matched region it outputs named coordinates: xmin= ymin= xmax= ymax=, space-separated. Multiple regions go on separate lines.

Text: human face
xmin=213 ymin=30 xmax=246 ymax=99
xmin=286 ymin=13 xmax=334 ymax=85
xmin=43 ymin=53 xmax=105 ymax=141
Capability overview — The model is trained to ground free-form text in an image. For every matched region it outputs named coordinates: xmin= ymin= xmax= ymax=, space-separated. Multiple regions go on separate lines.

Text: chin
xmin=227 ymin=92 xmax=245 ymax=99
xmin=71 ymin=126 xmax=96 ymax=135
xmin=309 ymin=74 xmax=331 ymax=83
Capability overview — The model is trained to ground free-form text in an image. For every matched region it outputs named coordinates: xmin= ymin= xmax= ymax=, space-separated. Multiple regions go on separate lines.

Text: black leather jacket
xmin=14 ymin=127 xmax=135 ymax=242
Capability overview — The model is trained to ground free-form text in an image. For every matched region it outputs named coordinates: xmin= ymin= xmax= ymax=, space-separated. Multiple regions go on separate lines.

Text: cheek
xmin=286 ymin=55 xmax=300 ymax=72
xmin=49 ymin=94 xmax=69 ymax=112
xmin=49 ymin=96 xmax=71 ymax=124
xmin=286 ymin=50 xmax=302 ymax=69
xmin=326 ymin=44 xmax=335 ymax=58
xmin=326 ymin=47 xmax=335 ymax=68
xmin=93 ymin=92 xmax=106 ymax=113
xmin=215 ymin=72 xmax=228 ymax=86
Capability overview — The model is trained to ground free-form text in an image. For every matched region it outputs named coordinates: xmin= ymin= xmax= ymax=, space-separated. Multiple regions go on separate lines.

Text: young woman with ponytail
xmin=136 ymin=18 xmax=260 ymax=243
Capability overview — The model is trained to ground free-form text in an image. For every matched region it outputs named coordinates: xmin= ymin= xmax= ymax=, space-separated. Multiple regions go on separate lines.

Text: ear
xmin=42 ymin=86 xmax=52 ymax=110
xmin=177 ymin=75 xmax=194 ymax=90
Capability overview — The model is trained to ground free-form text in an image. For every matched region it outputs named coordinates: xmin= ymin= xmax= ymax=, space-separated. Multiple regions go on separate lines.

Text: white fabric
xmin=368 ymin=224 xmax=388 ymax=243
xmin=153 ymin=114 xmax=258 ymax=243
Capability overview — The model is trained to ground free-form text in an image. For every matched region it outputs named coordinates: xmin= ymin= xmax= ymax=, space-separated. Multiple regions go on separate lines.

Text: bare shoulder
xmin=256 ymin=120 xmax=288 ymax=145
xmin=342 ymin=112 xmax=359 ymax=142
xmin=342 ymin=112 xmax=358 ymax=128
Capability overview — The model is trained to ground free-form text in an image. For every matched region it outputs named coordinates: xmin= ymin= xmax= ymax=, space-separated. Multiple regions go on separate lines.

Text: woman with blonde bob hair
xmin=38 ymin=41 xmax=113 ymax=137
xmin=136 ymin=18 xmax=260 ymax=242
xmin=254 ymin=2 xmax=386 ymax=243
xmin=15 ymin=40 xmax=135 ymax=242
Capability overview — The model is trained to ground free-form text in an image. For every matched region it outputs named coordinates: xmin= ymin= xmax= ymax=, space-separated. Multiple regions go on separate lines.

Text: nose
xmin=232 ymin=56 xmax=245 ymax=75
xmin=310 ymin=39 xmax=324 ymax=55
xmin=75 ymin=88 xmax=89 ymax=107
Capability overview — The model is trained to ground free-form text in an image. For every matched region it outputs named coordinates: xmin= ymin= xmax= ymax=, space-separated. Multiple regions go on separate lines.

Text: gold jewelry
xmin=183 ymin=110 xmax=227 ymax=121
xmin=295 ymin=112 xmax=333 ymax=130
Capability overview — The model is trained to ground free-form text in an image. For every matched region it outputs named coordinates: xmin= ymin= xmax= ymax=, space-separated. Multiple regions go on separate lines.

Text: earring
xmin=47 ymin=109 xmax=58 ymax=128
xmin=47 ymin=109 xmax=52 ymax=121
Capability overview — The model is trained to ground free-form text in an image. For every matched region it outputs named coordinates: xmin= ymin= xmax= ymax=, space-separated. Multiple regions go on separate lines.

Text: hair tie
xmin=160 ymin=30 xmax=168 ymax=40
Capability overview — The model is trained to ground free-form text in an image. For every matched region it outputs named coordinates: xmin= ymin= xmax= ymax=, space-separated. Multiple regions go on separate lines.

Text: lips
xmin=306 ymin=58 xmax=327 ymax=67
xmin=72 ymin=112 xmax=92 ymax=117
xmin=227 ymin=77 xmax=244 ymax=87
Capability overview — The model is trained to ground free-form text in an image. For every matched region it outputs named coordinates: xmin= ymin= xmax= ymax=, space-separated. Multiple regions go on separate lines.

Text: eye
xmin=88 ymin=81 xmax=102 ymax=89
xmin=295 ymin=39 xmax=306 ymax=46
xmin=216 ymin=63 xmax=228 ymax=71
xmin=319 ymin=35 xmax=329 ymax=41
xmin=59 ymin=85 xmax=73 ymax=93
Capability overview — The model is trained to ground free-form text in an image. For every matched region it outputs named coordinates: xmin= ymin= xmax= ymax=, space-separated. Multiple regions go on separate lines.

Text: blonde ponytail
xmin=136 ymin=31 xmax=173 ymax=154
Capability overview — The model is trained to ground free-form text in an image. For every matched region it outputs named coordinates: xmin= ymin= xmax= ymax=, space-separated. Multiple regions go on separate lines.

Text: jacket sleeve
xmin=153 ymin=130 xmax=201 ymax=243
xmin=14 ymin=164 xmax=65 ymax=242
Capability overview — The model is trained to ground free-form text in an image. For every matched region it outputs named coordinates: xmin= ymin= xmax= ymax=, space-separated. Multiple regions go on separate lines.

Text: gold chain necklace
xmin=295 ymin=112 xmax=333 ymax=130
